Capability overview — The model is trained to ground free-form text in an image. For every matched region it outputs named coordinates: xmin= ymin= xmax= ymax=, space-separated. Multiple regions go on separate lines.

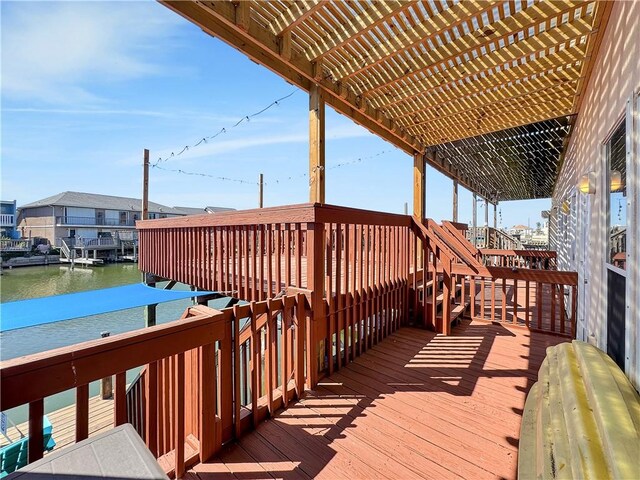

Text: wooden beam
xmin=360 ymin=14 xmax=593 ymax=98
xmin=369 ymin=44 xmax=586 ymax=112
xmin=269 ymin=0 xmax=322 ymax=36
xmin=160 ymin=0 xmax=422 ymax=155
xmin=337 ymin=1 xmax=496 ymax=82
xmin=336 ymin=0 xmax=581 ymax=84
xmin=306 ymin=1 xmax=409 ymax=60
xmin=309 ymin=84 xmax=325 ymax=204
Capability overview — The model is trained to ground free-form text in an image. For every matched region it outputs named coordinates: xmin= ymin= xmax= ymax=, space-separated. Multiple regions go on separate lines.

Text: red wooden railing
xmin=1 ymin=203 xmax=579 ymax=478
xmin=479 ymin=249 xmax=558 ymax=270
xmin=1 ymin=296 xmax=309 ymax=478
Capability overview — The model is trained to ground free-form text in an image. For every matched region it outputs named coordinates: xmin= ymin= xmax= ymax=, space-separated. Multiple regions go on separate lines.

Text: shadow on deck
xmin=188 ymin=320 xmax=565 ymax=480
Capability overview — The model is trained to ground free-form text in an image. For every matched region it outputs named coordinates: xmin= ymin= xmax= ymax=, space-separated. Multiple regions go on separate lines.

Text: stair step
xmin=425 ymin=283 xmax=463 ymax=307
xmin=436 ymin=302 xmax=468 ymax=326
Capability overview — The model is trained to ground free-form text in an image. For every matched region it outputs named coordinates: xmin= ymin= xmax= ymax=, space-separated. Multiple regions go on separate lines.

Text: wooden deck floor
xmin=188 ymin=320 xmax=565 ymax=480
xmin=1 ymin=395 xmax=114 ymax=452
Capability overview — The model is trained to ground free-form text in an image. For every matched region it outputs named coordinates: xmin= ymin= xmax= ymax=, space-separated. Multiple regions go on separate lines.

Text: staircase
xmin=410 ymin=217 xmax=490 ymax=335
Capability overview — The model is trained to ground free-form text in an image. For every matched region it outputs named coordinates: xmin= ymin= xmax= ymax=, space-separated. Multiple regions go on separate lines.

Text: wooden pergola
xmin=162 ymin=0 xmax=609 ymax=206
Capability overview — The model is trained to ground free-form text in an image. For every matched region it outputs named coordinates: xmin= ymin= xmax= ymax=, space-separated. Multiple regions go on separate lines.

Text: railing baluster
xmin=115 ymin=372 xmax=127 ymax=426
xmin=551 ymin=283 xmax=556 ymax=333
xmin=233 ymin=305 xmax=241 ymax=439
xmin=501 ymin=278 xmax=507 ymax=322
xmin=525 ymin=280 xmax=530 ymax=329
xmin=146 ymin=362 xmax=158 ymax=457
xmin=537 ymin=282 xmax=543 ymax=329
xmin=343 ymin=223 xmax=350 ymax=366
xmin=513 ymin=279 xmax=519 ymax=325
xmin=199 ymin=343 xmax=217 ymax=462
xmin=175 ymin=352 xmax=185 ymax=479
xmin=295 ymin=293 xmax=306 ymax=398
xmin=28 ymin=399 xmax=44 ymax=463
xmin=336 ymin=223 xmax=343 ymax=368
xmin=76 ymin=384 xmax=89 ymax=442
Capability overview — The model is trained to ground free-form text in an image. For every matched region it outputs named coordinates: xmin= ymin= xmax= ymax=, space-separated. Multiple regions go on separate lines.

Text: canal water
xmin=0 ymin=263 xmax=228 ymax=424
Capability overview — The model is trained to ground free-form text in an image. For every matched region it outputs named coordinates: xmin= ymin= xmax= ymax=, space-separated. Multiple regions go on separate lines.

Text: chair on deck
xmin=0 ymin=416 xmax=56 ymax=477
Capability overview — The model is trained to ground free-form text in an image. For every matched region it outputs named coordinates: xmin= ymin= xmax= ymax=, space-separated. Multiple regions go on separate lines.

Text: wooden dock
xmin=60 ymin=257 xmax=105 ymax=266
xmin=1 ymin=395 xmax=114 ymax=452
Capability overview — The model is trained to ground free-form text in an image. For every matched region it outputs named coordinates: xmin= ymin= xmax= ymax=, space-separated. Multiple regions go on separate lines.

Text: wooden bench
xmin=519 ymin=341 xmax=640 ymax=479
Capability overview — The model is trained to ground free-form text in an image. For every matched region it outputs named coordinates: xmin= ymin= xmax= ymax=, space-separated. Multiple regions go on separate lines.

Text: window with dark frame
xmin=607 ymin=121 xmax=627 ymax=270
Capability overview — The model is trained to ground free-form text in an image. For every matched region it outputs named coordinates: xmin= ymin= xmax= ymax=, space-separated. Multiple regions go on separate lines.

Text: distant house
xmin=0 ymin=200 xmax=18 ymax=239
xmin=17 ymin=191 xmax=233 ymax=246
xmin=173 ymin=206 xmax=235 ymax=216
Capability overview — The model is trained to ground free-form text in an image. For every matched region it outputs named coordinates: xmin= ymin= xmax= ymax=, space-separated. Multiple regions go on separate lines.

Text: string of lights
xmin=152 ymin=164 xmax=260 ymax=185
xmin=152 ymin=90 xmax=298 ymax=167
xmin=150 ymin=149 xmax=393 ymax=186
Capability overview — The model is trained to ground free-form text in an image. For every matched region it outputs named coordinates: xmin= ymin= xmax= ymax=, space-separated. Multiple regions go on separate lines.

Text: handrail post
xmin=306 ymin=221 xmax=325 ymax=388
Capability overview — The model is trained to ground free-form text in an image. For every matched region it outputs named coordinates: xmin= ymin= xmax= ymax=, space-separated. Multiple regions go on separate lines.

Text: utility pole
xmin=142 ymin=148 xmax=156 ymax=327
xmin=259 ymin=173 xmax=264 ymax=208
xmin=472 ymin=193 xmax=477 ymax=247
xmin=142 ymin=149 xmax=149 ymax=221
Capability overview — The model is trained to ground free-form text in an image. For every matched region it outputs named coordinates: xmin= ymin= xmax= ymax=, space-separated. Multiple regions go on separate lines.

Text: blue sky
xmin=1 ymin=0 xmax=550 ymax=229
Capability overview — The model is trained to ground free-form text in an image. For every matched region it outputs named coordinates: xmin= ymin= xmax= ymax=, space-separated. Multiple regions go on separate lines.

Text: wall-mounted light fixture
xmin=578 ymin=171 xmax=597 ymax=194
xmin=610 ymin=170 xmax=623 ymax=191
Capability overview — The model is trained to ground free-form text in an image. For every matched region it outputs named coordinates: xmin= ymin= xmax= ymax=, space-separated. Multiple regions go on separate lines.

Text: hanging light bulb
xmin=610 ymin=170 xmax=623 ymax=191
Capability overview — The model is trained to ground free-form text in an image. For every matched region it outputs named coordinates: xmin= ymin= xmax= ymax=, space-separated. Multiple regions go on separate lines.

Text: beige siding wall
xmin=552 ymin=1 xmax=640 ymax=386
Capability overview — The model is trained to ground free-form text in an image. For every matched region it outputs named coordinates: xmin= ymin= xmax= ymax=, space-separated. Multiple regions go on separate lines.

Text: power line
xmin=152 ymin=90 xmax=298 ymax=167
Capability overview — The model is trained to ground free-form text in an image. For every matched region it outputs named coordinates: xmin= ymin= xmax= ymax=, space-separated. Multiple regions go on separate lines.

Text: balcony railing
xmin=0 ymin=238 xmax=31 ymax=252
xmin=1 ymin=203 xmax=579 ymax=477
xmin=56 ymin=216 xmax=136 ymax=227
xmin=0 ymin=213 xmax=15 ymax=226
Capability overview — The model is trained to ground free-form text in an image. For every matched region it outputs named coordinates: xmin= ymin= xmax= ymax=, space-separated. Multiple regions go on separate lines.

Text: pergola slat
xmin=160 ymin=0 xmax=608 ymax=201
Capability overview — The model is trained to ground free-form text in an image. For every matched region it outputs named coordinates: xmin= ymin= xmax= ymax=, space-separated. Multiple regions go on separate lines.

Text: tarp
xmin=0 ymin=284 xmax=216 ymax=332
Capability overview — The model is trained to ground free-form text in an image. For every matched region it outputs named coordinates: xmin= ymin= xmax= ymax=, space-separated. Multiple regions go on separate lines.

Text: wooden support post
xmin=494 ymin=202 xmax=498 ymax=229
xmin=142 ymin=149 xmax=149 ymax=220
xmin=413 ymin=152 xmax=425 ymax=221
xmin=452 ymin=180 xmax=458 ymax=222
xmin=259 ymin=173 xmax=264 ymax=208
xmin=306 ymin=222 xmax=325 ymax=388
xmin=484 ymin=198 xmax=489 ymax=227
xmin=309 ymin=85 xmax=325 ymax=204
xmin=472 ymin=194 xmax=477 ymax=247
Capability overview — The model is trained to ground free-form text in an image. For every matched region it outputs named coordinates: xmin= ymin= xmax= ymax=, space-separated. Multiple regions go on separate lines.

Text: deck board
xmin=191 ymin=320 xmax=565 ymax=480
xmin=1 ymin=395 xmax=114 ymax=452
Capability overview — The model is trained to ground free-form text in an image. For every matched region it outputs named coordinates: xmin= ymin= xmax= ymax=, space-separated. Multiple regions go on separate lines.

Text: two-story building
xmin=16 ymin=191 xmax=233 ymax=246
xmin=0 ymin=200 xmax=18 ymax=239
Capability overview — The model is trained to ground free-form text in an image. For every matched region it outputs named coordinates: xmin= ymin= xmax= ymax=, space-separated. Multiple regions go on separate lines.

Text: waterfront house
xmin=16 ymin=192 xmax=234 ymax=246
xmin=16 ymin=192 xmax=185 ymax=246
xmin=0 ymin=200 xmax=18 ymax=239
xmin=2 ymin=1 xmax=638 ymax=479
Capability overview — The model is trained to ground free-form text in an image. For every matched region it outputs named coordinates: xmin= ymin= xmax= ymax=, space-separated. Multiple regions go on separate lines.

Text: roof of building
xmin=173 ymin=206 xmax=236 ymax=215
xmin=19 ymin=191 xmax=185 ymax=215
xmin=512 ymin=225 xmax=530 ymax=230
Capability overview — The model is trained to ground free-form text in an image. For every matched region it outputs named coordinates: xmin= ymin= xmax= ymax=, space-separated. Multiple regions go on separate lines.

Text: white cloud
xmin=1 ymin=1 xmax=182 ymax=104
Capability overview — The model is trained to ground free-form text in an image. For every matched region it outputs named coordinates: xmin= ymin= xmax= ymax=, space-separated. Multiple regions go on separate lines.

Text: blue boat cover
xmin=0 ymin=284 xmax=216 ymax=332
